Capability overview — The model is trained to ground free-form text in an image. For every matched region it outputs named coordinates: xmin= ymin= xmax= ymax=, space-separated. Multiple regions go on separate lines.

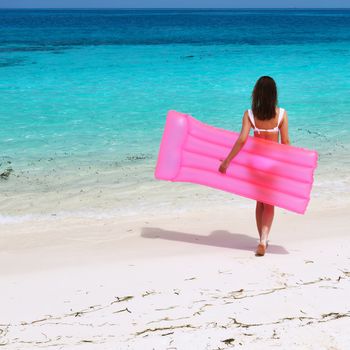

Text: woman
xmin=218 ymin=76 xmax=291 ymax=256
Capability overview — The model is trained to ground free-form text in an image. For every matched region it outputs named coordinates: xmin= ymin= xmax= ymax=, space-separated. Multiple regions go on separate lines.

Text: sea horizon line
xmin=0 ymin=7 xmax=350 ymax=11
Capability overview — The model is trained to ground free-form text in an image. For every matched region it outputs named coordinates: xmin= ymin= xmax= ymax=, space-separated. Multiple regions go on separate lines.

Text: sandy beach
xmin=1 ymin=196 xmax=349 ymax=349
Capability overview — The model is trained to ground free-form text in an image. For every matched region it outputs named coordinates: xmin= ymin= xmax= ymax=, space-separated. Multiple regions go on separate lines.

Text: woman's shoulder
xmin=244 ymin=109 xmax=253 ymax=117
xmin=278 ymin=107 xmax=287 ymax=119
xmin=243 ymin=109 xmax=253 ymax=122
xmin=279 ymin=107 xmax=287 ymax=114
xmin=278 ymin=107 xmax=288 ymax=127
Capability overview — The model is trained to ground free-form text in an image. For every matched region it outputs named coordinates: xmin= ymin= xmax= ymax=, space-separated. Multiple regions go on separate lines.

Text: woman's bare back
xmin=249 ymin=107 xmax=290 ymax=145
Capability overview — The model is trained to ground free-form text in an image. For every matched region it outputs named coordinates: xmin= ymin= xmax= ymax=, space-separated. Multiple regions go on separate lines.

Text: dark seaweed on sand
xmin=0 ymin=167 xmax=13 ymax=180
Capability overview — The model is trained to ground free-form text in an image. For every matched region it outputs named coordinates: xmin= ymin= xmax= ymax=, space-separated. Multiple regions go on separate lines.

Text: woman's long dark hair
xmin=251 ymin=76 xmax=278 ymax=120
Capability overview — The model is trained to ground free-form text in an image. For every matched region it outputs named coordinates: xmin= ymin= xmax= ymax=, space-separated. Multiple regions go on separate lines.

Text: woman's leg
xmin=255 ymin=202 xmax=274 ymax=256
xmin=260 ymin=203 xmax=274 ymax=245
xmin=255 ymin=201 xmax=263 ymax=239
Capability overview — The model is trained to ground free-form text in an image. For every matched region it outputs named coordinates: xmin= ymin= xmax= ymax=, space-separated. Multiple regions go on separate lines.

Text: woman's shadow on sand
xmin=141 ymin=227 xmax=289 ymax=255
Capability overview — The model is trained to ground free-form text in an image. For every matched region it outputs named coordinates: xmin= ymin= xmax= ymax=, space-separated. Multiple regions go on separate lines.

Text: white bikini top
xmin=248 ymin=108 xmax=285 ymax=134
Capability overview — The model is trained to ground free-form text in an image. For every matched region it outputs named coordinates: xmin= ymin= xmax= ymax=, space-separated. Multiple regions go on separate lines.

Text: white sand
xmin=0 ymin=198 xmax=349 ymax=349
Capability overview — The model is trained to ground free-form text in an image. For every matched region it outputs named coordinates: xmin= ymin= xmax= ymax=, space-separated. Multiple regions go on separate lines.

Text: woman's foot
xmin=255 ymin=242 xmax=266 ymax=256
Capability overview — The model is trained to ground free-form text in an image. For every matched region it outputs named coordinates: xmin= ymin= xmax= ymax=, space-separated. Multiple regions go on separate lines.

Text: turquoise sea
xmin=0 ymin=9 xmax=349 ymax=219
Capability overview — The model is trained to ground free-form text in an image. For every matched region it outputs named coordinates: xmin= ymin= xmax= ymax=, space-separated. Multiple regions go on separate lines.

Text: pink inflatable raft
xmin=154 ymin=110 xmax=318 ymax=214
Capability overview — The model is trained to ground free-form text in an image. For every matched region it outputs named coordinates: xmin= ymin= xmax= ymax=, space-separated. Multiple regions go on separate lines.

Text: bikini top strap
xmin=247 ymin=109 xmax=256 ymax=128
xmin=277 ymin=108 xmax=285 ymax=127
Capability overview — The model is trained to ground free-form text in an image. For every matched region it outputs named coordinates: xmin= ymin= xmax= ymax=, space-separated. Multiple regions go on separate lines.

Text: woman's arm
xmin=280 ymin=110 xmax=291 ymax=145
xmin=218 ymin=111 xmax=251 ymax=174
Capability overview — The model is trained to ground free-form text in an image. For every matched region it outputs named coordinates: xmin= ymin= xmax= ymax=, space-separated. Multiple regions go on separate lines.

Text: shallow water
xmin=0 ymin=9 xmax=349 ymax=218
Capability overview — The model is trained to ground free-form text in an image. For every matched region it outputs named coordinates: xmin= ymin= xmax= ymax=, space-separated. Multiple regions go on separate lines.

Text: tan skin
xmin=218 ymin=108 xmax=290 ymax=255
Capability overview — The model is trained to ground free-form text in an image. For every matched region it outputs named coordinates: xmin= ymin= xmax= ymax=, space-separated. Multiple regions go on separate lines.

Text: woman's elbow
xmin=237 ymin=136 xmax=247 ymax=147
xmin=281 ymin=137 xmax=291 ymax=145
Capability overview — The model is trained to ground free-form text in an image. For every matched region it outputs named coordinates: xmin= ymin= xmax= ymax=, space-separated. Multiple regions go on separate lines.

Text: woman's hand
xmin=218 ymin=159 xmax=230 ymax=174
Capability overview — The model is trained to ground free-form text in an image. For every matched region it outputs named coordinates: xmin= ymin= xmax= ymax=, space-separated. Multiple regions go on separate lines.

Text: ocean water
xmin=0 ymin=9 xmax=349 ymax=218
